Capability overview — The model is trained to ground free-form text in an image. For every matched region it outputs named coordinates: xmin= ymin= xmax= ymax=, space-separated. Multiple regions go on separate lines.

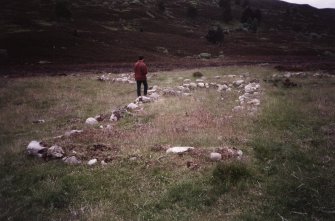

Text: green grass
xmin=1 ymin=67 xmax=334 ymax=220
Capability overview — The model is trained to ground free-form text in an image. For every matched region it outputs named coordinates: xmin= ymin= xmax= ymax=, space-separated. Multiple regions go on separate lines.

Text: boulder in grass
xmin=27 ymin=141 xmax=47 ymax=157
xmin=233 ymin=80 xmax=244 ymax=87
xmin=110 ymin=113 xmax=118 ymax=121
xmin=85 ymin=117 xmax=98 ymax=125
xmin=210 ymin=152 xmax=222 ymax=161
xmin=166 ymin=146 xmax=194 ymax=154
xmin=197 ymin=82 xmax=205 ymax=88
xmin=64 ymin=130 xmax=83 ymax=137
xmin=127 ymin=103 xmax=138 ymax=110
xmin=189 ymin=83 xmax=197 ymax=89
xmin=198 ymin=53 xmax=211 ymax=59
xmin=47 ymin=145 xmax=64 ymax=158
xmin=88 ymin=159 xmax=98 ymax=166
xmin=63 ymin=156 xmax=81 ymax=165
xmin=149 ymin=92 xmax=160 ymax=100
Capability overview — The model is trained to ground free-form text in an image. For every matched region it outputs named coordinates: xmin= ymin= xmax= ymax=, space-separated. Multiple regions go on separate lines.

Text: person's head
xmin=138 ymin=56 xmax=144 ymax=61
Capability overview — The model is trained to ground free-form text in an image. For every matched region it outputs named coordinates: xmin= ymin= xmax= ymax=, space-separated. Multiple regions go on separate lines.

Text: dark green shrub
xmin=157 ymin=0 xmax=165 ymax=12
xmin=219 ymin=0 xmax=233 ymax=22
xmin=193 ymin=71 xmax=203 ymax=78
xmin=206 ymin=25 xmax=224 ymax=44
xmin=187 ymin=4 xmax=198 ymax=18
xmin=55 ymin=0 xmax=72 ymax=19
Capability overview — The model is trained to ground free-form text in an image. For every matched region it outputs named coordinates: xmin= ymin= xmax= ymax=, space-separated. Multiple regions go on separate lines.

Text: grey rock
xmin=166 ymin=146 xmax=194 ymax=154
xmin=63 ymin=156 xmax=81 ymax=165
xmin=88 ymin=159 xmax=98 ymax=166
xmin=210 ymin=152 xmax=222 ymax=161
xmin=198 ymin=53 xmax=211 ymax=59
xmin=47 ymin=145 xmax=64 ymax=158
xmin=26 ymin=141 xmax=47 ymax=157
xmin=127 ymin=103 xmax=139 ymax=110
xmin=85 ymin=117 xmax=98 ymax=125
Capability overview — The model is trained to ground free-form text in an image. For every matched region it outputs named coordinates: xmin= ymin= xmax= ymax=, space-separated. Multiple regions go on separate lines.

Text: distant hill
xmin=0 ymin=0 xmax=334 ymax=72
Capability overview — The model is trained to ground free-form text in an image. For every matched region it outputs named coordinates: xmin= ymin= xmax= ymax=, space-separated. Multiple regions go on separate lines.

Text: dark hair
xmin=138 ymin=56 xmax=144 ymax=60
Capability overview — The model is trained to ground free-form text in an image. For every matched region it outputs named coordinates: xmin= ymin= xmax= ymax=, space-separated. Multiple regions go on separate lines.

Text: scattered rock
xmin=244 ymin=83 xmax=260 ymax=93
xmin=98 ymin=75 xmax=110 ymax=81
xmin=101 ymin=160 xmax=108 ymax=166
xmin=85 ymin=117 xmax=98 ymax=125
xmin=198 ymin=53 xmax=211 ymax=59
xmin=63 ymin=156 xmax=81 ymax=165
xmin=233 ymin=106 xmax=244 ymax=112
xmin=64 ymin=130 xmax=83 ymax=137
xmin=110 ymin=113 xmax=118 ymax=121
xmin=183 ymin=79 xmax=192 ymax=83
xmin=217 ymin=84 xmax=228 ymax=92
xmin=88 ymin=159 xmax=98 ymax=166
xmin=136 ymin=96 xmax=151 ymax=103
xmin=156 ymin=46 xmax=168 ymax=54
xmin=47 ymin=145 xmax=64 ymax=158
xmin=127 ymin=103 xmax=139 ymax=110
xmin=189 ymin=82 xmax=197 ymax=89
xmin=27 ymin=141 xmax=47 ymax=157
xmin=166 ymin=146 xmax=194 ymax=154
xmin=210 ymin=152 xmax=222 ymax=161
xmin=129 ymin=157 xmax=137 ymax=161
xmin=197 ymin=82 xmax=205 ymax=88
xmin=149 ymin=92 xmax=160 ymax=100
xmin=233 ymin=80 xmax=244 ymax=87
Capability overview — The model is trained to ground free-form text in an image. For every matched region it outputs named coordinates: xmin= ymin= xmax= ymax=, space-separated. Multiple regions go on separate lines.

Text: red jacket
xmin=134 ymin=60 xmax=148 ymax=81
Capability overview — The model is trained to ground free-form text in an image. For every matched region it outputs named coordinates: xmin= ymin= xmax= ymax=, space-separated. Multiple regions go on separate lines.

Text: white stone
xmin=88 ymin=159 xmax=98 ymax=166
xmin=210 ymin=152 xmax=222 ymax=161
xmin=196 ymin=79 xmax=204 ymax=82
xmin=47 ymin=145 xmax=64 ymax=158
xmin=27 ymin=141 xmax=47 ymax=156
xmin=101 ymin=160 xmax=107 ymax=165
xmin=166 ymin=146 xmax=194 ymax=154
xmin=233 ymin=80 xmax=244 ymax=86
xmin=63 ymin=156 xmax=81 ymax=165
xmin=205 ymin=83 xmax=209 ymax=88
xmin=217 ymin=84 xmax=228 ymax=92
xmin=183 ymin=79 xmax=191 ymax=83
xmin=149 ymin=92 xmax=160 ymax=100
xmin=233 ymin=106 xmax=244 ymax=112
xmin=136 ymin=96 xmax=151 ymax=103
xmin=64 ymin=130 xmax=83 ymax=137
xmin=85 ymin=117 xmax=98 ymax=125
xmin=127 ymin=103 xmax=138 ymax=110
xmin=244 ymin=83 xmax=260 ymax=94
xmin=189 ymin=83 xmax=197 ymax=89
xmin=110 ymin=113 xmax=118 ymax=121
xmin=227 ymin=75 xmax=236 ymax=78
xmin=197 ymin=82 xmax=205 ymax=88
xmin=215 ymin=75 xmax=221 ymax=79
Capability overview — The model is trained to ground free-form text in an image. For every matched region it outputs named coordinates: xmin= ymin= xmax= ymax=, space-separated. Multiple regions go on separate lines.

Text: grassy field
xmin=0 ymin=66 xmax=334 ymax=220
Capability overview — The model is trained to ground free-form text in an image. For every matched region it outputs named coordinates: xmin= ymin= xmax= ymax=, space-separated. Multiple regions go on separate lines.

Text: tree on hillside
xmin=187 ymin=4 xmax=198 ymax=18
xmin=55 ymin=0 xmax=72 ymax=19
xmin=206 ymin=25 xmax=224 ymax=44
xmin=219 ymin=0 xmax=233 ymax=22
xmin=241 ymin=7 xmax=262 ymax=32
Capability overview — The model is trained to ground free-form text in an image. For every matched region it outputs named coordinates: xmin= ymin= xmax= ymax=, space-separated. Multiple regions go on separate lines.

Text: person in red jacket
xmin=134 ymin=56 xmax=148 ymax=97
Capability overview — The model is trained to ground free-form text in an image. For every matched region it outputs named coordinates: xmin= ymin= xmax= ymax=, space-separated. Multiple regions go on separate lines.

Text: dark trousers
xmin=136 ymin=80 xmax=148 ymax=96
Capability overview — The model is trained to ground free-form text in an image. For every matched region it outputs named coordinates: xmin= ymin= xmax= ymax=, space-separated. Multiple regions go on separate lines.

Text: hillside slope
xmin=0 ymin=0 xmax=334 ymax=73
